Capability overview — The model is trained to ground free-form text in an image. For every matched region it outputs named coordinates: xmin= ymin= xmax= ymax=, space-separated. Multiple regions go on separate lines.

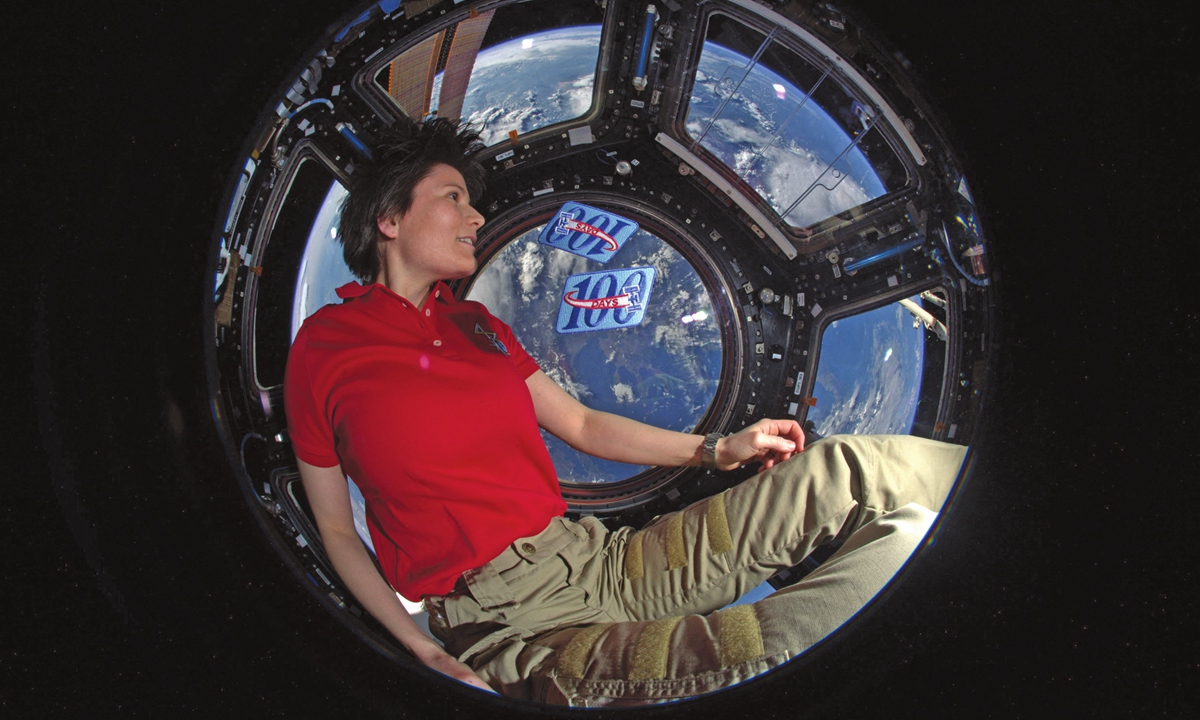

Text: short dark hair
xmin=338 ymin=118 xmax=486 ymax=283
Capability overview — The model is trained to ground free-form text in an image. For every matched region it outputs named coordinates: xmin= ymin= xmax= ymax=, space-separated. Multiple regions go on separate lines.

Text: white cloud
xmin=546 ymin=365 xmax=592 ymax=401
xmin=612 ymin=383 xmax=634 ymax=403
xmin=518 ymin=241 xmax=544 ymax=299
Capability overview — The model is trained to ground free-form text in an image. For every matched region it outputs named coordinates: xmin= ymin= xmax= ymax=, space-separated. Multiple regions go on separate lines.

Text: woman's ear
xmin=377 ymin=214 xmax=401 ymax=241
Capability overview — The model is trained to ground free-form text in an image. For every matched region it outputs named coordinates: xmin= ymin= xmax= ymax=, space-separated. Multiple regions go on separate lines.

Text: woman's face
xmin=378 ymin=163 xmax=485 ymax=285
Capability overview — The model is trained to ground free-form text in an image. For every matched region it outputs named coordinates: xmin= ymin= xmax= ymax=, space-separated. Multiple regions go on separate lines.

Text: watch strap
xmin=701 ymin=432 xmax=722 ymax=470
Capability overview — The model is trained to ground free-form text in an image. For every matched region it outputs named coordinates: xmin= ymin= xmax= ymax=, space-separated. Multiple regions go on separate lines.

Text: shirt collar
xmin=429 ymin=281 xmax=454 ymax=305
xmin=335 ymin=281 xmax=456 ymax=307
xmin=334 ymin=282 xmax=373 ymax=300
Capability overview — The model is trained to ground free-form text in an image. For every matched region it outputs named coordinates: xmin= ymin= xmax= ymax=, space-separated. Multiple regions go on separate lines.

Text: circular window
xmin=457 ymin=197 xmax=745 ymax=513
xmin=467 ymin=214 xmax=724 ymax=485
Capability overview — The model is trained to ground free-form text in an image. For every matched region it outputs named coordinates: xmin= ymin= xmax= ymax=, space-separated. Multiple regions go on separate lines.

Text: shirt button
xmin=425 ymin=309 xmax=431 ymax=317
xmin=433 ymin=340 xmax=442 ymax=346
xmin=521 ymin=542 xmax=536 ymax=554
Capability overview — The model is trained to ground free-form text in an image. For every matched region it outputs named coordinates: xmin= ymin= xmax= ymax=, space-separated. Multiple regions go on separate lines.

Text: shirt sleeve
xmin=483 ymin=308 xmax=541 ymax=379
xmin=283 ymin=325 xmax=341 ymax=468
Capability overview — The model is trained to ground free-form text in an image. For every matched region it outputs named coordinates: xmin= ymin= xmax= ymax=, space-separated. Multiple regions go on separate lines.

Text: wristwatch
xmin=701 ymin=432 xmax=723 ymax=470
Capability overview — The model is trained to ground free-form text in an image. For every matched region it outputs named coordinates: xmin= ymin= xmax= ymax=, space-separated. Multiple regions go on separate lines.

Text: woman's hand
xmin=716 ymin=419 xmax=805 ymax=471
xmin=413 ymin=642 xmax=499 ymax=694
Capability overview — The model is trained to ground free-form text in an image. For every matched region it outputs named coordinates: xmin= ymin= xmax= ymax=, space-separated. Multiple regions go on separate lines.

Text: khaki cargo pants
xmin=424 ymin=435 xmax=967 ymax=706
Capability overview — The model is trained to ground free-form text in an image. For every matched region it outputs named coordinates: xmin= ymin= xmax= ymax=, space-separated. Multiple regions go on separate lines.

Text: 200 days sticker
xmin=538 ymin=201 xmax=639 ymax=263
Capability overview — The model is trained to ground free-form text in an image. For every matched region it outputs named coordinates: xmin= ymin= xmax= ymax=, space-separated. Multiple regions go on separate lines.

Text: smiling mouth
xmin=457 ymin=236 xmax=476 ymax=246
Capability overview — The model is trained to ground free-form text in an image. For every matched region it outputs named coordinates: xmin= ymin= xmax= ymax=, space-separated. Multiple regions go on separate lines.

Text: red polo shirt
xmin=284 ymin=281 xmax=566 ymax=599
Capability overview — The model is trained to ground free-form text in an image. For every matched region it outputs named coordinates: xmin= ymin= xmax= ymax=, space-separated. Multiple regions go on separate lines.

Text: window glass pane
xmin=373 ymin=0 xmax=603 ymax=146
xmin=257 ymin=160 xmax=341 ymax=387
xmin=291 ymin=181 xmax=355 ymax=340
xmin=456 ymin=25 xmax=600 ymax=145
xmin=685 ymin=14 xmax=906 ymax=228
xmin=468 ymin=225 xmax=723 ymax=485
xmin=807 ymin=298 xmax=925 ymax=436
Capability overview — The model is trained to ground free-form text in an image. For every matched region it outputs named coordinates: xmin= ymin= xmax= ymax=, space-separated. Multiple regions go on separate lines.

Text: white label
xmin=533 ymin=187 xmax=555 ymax=196
xmin=793 ymin=371 xmax=805 ymax=394
xmin=887 ymin=275 xmax=898 ymax=287
xmin=495 ymin=149 xmax=515 ymax=161
xmin=630 ymin=99 xmax=645 ymax=108
xmin=810 ymin=302 xmax=822 ymax=317
xmin=787 ymin=402 xmax=799 ymax=415
xmin=948 ymin=423 xmax=958 ymax=439
xmin=568 ymin=126 xmax=594 ymax=146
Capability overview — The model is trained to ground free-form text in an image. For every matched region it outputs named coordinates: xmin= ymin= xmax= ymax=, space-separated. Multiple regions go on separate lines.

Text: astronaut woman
xmin=284 ymin=117 xmax=965 ymax=706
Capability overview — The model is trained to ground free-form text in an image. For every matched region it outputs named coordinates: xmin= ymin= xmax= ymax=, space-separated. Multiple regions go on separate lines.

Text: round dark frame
xmin=202 ymin=0 xmax=998 ymax=709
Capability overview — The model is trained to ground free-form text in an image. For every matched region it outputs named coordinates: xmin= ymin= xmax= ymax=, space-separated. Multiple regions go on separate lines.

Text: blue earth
xmin=806 ymin=300 xmax=925 ymax=437
xmin=467 ymin=224 xmax=722 ymax=484
xmin=685 ymin=40 xmax=889 ymax=228
xmin=445 ymin=23 xmax=888 ymax=229
xmin=452 ymin=25 xmax=603 ymax=146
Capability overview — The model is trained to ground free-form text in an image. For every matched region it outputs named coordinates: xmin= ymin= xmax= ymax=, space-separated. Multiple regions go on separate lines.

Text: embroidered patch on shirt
xmin=537 ymin=201 xmax=639 ymax=263
xmin=474 ymin=322 xmax=510 ymax=355
xmin=555 ymin=266 xmax=656 ymax=334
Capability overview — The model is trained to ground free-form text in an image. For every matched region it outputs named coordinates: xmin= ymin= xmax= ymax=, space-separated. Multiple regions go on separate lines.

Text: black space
xmin=5 ymin=0 xmax=1195 ymax=717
